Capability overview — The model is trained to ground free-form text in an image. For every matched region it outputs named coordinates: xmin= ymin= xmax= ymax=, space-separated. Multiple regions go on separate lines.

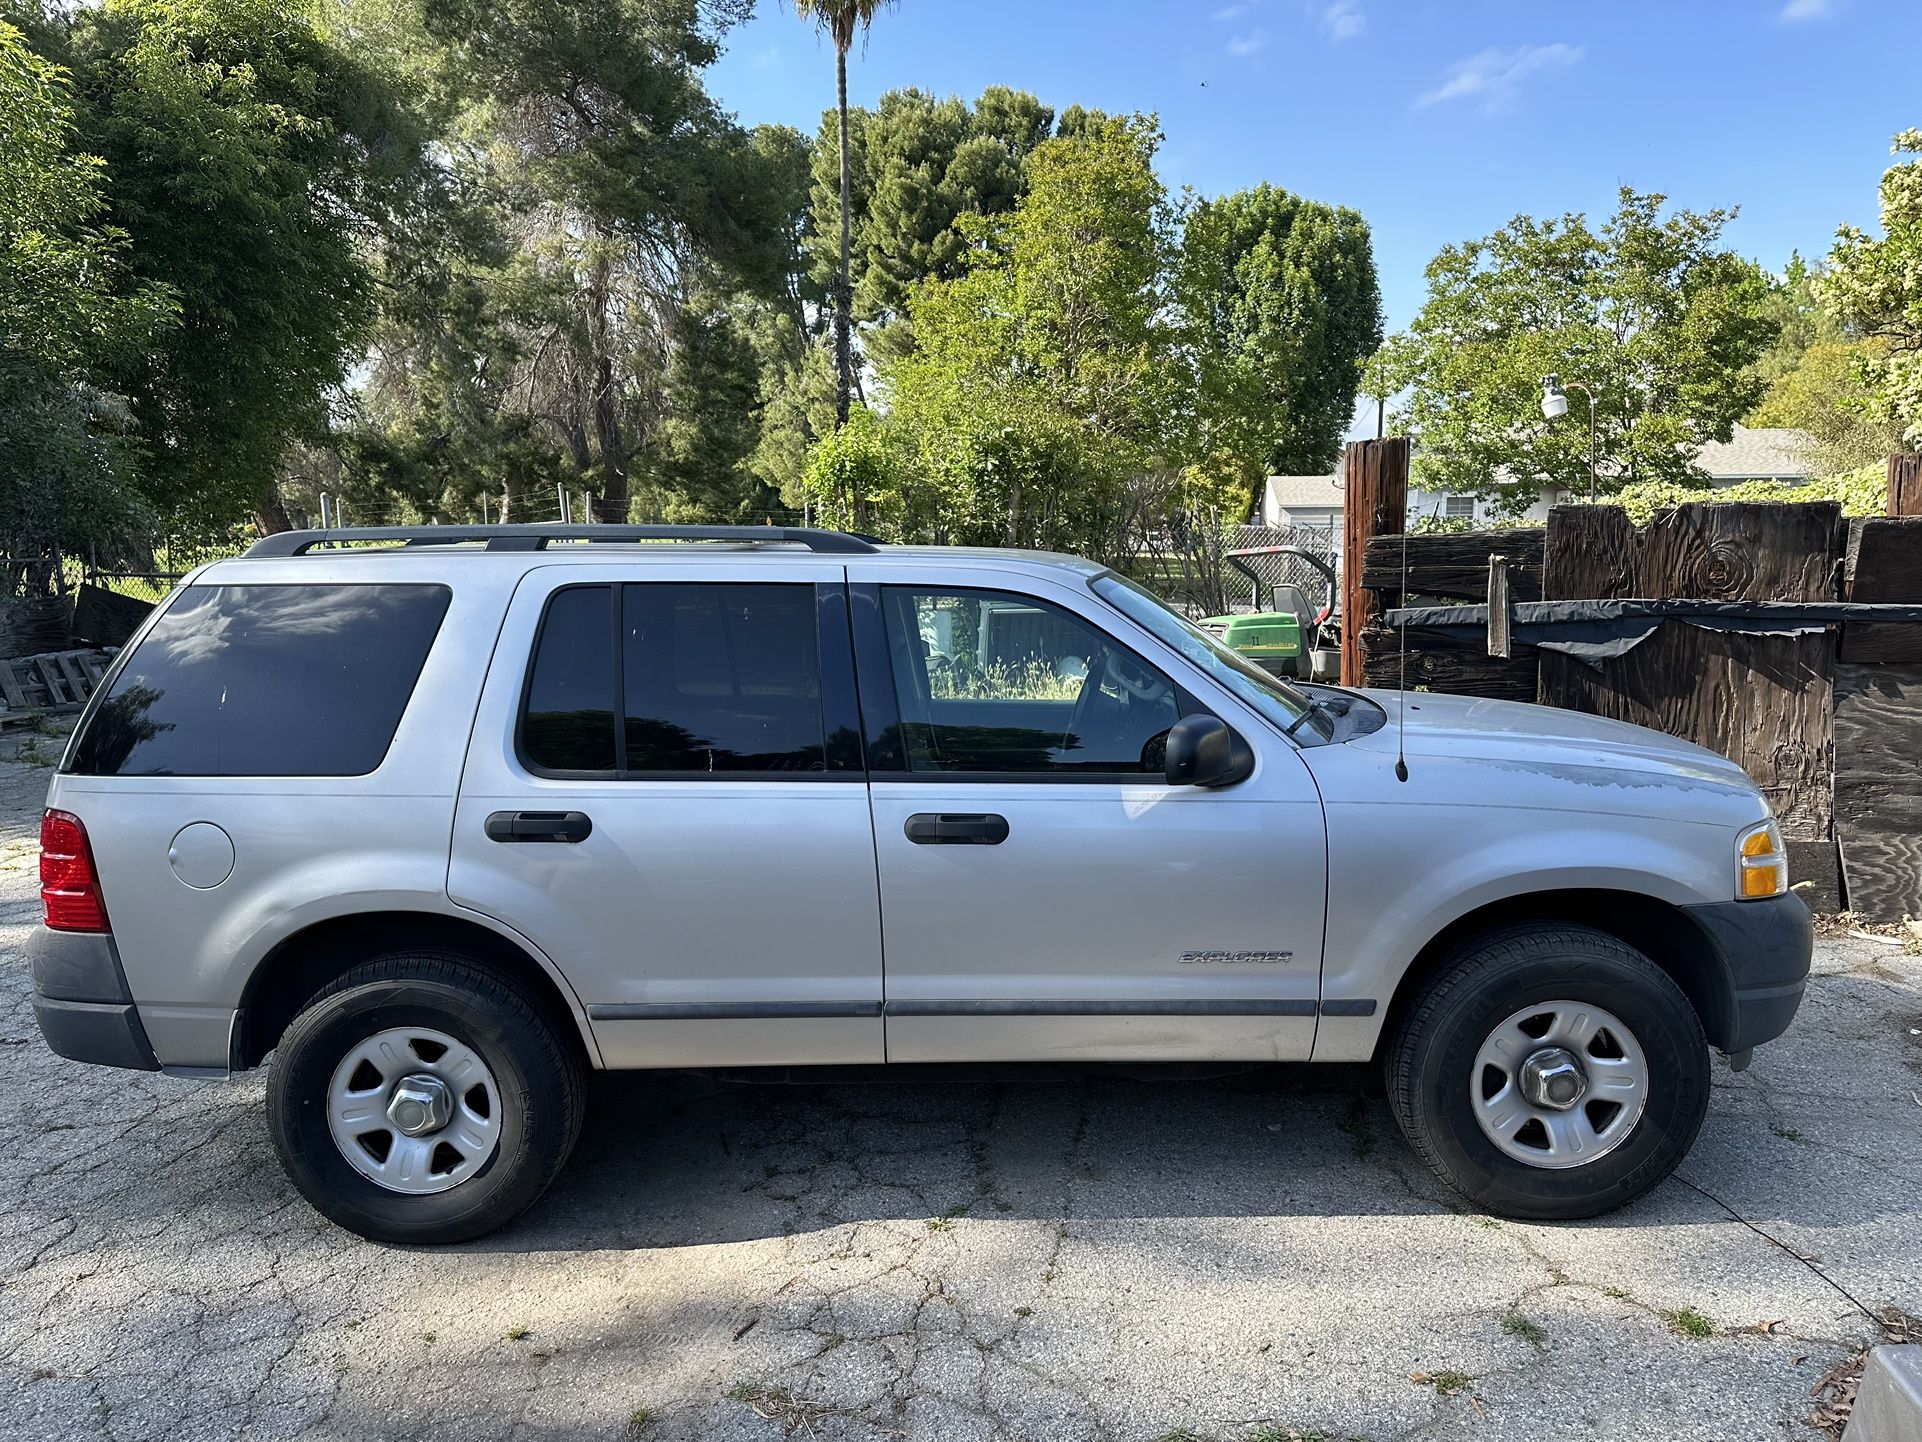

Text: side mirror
xmin=1163 ymin=714 xmax=1254 ymax=788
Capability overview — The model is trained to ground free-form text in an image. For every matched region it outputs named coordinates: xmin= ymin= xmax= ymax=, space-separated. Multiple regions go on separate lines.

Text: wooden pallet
xmin=0 ymin=649 xmax=116 ymax=721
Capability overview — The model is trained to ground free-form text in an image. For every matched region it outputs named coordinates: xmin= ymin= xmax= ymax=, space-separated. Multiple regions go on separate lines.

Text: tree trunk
xmin=255 ymin=486 xmax=294 ymax=536
xmin=835 ymin=46 xmax=853 ymax=432
xmin=585 ymin=241 xmax=630 ymax=524
xmin=834 ymin=45 xmax=865 ymax=528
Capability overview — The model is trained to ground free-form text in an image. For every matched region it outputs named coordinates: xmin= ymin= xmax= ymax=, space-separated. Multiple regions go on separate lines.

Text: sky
xmin=706 ymin=0 xmax=1922 ymax=337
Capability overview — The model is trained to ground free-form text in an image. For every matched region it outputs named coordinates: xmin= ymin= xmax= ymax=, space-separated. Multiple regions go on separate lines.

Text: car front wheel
xmin=267 ymin=952 xmax=585 ymax=1244
xmin=1385 ymin=924 xmax=1709 ymax=1220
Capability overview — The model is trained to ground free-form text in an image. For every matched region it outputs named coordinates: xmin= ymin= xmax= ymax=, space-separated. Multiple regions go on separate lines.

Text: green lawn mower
xmin=1199 ymin=545 xmax=1342 ymax=682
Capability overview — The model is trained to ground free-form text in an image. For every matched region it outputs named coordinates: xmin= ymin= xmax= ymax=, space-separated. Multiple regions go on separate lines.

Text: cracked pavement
xmin=1 ymin=728 xmax=1919 ymax=1442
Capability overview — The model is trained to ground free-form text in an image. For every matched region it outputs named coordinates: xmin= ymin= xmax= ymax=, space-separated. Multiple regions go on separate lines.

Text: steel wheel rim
xmin=1469 ymin=999 xmax=1649 ymax=1170
xmin=326 ymin=1026 xmax=503 ymax=1195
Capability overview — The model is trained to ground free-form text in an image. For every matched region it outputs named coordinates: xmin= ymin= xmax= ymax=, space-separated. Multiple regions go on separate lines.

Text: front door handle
xmin=905 ymin=812 xmax=1009 ymax=845
xmin=485 ymin=810 xmax=593 ymax=844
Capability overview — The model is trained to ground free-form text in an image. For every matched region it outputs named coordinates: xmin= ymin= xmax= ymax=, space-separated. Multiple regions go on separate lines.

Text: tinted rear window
xmin=69 ymin=584 xmax=451 ymax=777
xmin=521 ymin=585 xmax=618 ymax=772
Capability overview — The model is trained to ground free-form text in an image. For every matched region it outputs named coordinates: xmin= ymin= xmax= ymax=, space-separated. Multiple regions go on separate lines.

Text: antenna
xmin=1394 ymin=515 xmax=1409 ymax=783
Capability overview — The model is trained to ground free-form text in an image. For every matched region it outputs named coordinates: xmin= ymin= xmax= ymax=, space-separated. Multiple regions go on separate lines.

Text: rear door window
xmin=69 ymin=584 xmax=451 ymax=777
xmin=518 ymin=581 xmax=837 ymax=777
xmin=622 ymin=583 xmax=826 ymax=773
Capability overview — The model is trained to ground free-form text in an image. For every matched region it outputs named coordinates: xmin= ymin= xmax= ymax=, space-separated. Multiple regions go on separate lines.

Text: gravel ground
xmin=1 ymin=724 xmax=1918 ymax=1442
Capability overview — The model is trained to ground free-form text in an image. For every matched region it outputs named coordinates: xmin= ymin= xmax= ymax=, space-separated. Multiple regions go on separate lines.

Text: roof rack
xmin=244 ymin=523 xmax=878 ymax=558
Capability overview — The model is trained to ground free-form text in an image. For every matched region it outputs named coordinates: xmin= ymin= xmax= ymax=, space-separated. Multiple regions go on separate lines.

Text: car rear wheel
xmin=267 ymin=952 xmax=585 ymax=1244
xmin=1385 ymin=925 xmax=1708 ymax=1220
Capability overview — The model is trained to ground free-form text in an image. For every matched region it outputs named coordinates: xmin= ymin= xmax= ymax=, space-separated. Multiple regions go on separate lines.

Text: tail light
xmin=41 ymin=809 xmax=110 ymax=933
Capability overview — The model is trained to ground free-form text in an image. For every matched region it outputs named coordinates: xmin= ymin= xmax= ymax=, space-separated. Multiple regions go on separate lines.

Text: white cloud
xmin=1780 ymin=0 xmax=1833 ymax=19
xmin=1226 ymin=29 xmax=1269 ymax=57
xmin=1212 ymin=3 xmax=1255 ymax=20
xmin=1320 ymin=0 xmax=1365 ymax=42
xmin=1414 ymin=43 xmax=1583 ymax=113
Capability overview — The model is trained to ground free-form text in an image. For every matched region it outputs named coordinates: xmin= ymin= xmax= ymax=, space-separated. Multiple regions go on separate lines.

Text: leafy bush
xmin=1612 ymin=465 xmax=1887 ymax=524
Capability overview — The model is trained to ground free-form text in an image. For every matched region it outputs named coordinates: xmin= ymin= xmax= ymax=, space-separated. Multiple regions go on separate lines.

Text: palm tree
xmin=795 ymin=0 xmax=894 ymax=448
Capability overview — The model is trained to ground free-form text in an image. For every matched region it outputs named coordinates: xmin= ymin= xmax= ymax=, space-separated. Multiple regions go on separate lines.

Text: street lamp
xmin=1541 ymin=373 xmax=1598 ymax=502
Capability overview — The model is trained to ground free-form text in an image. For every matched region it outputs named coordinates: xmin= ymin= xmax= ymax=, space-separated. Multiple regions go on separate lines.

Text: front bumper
xmin=28 ymin=927 xmax=160 ymax=1072
xmin=1681 ymin=892 xmax=1813 ymax=1054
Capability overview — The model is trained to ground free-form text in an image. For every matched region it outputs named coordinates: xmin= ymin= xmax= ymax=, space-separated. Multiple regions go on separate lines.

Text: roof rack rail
xmin=244 ymin=523 xmax=879 ymax=558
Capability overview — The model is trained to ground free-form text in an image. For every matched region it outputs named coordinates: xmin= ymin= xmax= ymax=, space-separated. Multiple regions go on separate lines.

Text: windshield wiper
xmin=1282 ymin=694 xmax=1335 ymax=739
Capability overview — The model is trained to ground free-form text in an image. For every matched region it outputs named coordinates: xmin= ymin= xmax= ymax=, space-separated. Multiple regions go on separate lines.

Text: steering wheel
xmin=1063 ymin=647 xmax=1174 ymax=762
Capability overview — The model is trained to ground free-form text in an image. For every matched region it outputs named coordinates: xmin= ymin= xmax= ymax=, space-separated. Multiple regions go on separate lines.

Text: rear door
xmin=848 ymin=563 xmax=1328 ymax=1063
xmin=449 ymin=559 xmax=883 ymax=1067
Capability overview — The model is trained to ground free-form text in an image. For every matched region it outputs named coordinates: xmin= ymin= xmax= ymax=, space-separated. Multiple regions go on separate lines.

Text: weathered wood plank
xmin=1543 ymin=502 xmax=1842 ymax=602
xmin=1837 ymin=623 xmax=1922 ymax=664
xmin=1833 ymin=662 xmax=1922 ymax=922
xmin=1340 ymin=438 xmax=1408 ymax=687
xmin=1486 ymin=555 xmax=1513 ymax=657
xmin=1785 ymin=838 xmax=1844 ymax=915
xmin=1840 ymin=516 xmax=1922 ymax=661
xmin=1359 ymin=625 xmax=1539 ymax=702
xmin=32 ymin=657 xmax=75 ymax=707
xmin=1360 ymin=528 xmax=1544 ymax=601
xmin=69 ymin=583 xmax=155 ymax=649
xmin=1539 ymin=624 xmax=1834 ymax=837
xmin=1890 ymin=453 xmax=1922 ymax=517
xmin=1846 ymin=516 xmax=1922 ymax=598
xmin=1540 ymin=502 xmax=1844 ymax=841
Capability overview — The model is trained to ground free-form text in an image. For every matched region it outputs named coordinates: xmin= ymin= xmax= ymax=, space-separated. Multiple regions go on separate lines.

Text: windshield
xmin=1091 ymin=574 xmax=1334 ymax=744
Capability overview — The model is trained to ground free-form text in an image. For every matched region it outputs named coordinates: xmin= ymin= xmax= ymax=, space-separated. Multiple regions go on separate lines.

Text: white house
xmin=1259 ymin=425 xmax=1819 ymax=532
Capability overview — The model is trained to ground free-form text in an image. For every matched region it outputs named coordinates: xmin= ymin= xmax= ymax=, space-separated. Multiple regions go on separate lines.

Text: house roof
xmin=1694 ymin=425 xmax=1816 ymax=480
xmin=1264 ymin=472 xmax=1345 ymax=509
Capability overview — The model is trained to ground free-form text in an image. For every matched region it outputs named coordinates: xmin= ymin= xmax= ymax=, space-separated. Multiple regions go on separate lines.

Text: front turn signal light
xmin=1737 ymin=819 xmax=1787 ymax=900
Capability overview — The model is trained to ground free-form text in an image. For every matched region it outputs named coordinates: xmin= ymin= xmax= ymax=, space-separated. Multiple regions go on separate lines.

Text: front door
xmin=449 ymin=561 xmax=883 ymax=1067
xmin=848 ymin=565 xmax=1328 ymax=1063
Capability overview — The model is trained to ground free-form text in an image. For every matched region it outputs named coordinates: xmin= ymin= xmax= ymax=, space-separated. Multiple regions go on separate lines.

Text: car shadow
xmin=467 ymin=1060 xmax=1497 ymax=1253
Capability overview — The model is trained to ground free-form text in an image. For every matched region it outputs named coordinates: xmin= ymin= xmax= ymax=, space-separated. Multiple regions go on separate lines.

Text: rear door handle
xmin=485 ymin=810 xmax=593 ymax=844
xmin=904 ymin=812 xmax=1009 ymax=845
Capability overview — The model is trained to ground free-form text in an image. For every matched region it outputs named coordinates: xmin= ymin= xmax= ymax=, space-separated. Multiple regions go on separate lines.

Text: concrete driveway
xmin=1 ymin=731 xmax=1918 ymax=1442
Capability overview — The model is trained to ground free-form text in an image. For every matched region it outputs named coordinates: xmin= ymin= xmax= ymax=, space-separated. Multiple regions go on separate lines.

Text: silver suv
xmin=29 ymin=525 xmax=1811 ymax=1243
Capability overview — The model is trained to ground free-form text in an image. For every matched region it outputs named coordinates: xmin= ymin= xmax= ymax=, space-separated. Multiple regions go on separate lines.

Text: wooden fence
xmin=1342 ymin=442 xmax=1922 ymax=922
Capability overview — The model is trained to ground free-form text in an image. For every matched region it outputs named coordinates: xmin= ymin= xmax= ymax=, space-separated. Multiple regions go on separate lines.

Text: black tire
xmin=267 ymin=951 xmax=585 ymax=1245
xmin=1385 ymin=924 xmax=1708 ymax=1220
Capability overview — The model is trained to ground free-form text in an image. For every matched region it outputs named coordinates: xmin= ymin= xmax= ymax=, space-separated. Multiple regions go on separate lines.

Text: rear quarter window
xmin=68 ymin=583 xmax=452 ymax=777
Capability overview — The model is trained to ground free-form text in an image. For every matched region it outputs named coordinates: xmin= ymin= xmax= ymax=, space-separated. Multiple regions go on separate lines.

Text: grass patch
xmin=1247 ymin=1428 xmax=1336 ymax=1442
xmin=1501 ymin=1311 xmax=1547 ymax=1350
xmin=1604 ymin=1285 xmax=1632 ymax=1300
xmin=926 ymin=1203 xmax=970 ymax=1232
xmin=1410 ymin=1369 xmax=1475 ymax=1396
xmin=626 ymin=1406 xmax=652 ymax=1433
xmin=1663 ymin=1306 xmax=1717 ymax=1339
xmin=726 ymin=1383 xmax=839 ymax=1432
xmin=504 ymin=1325 xmax=531 ymax=1341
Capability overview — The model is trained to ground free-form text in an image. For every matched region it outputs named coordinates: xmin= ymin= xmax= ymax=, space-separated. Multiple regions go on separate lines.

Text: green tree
xmin=1824 ymin=128 xmax=1922 ymax=448
xmin=862 ymin=117 xmax=1181 ymax=559
xmin=812 ymin=85 xmax=1055 ymax=360
xmin=51 ymin=0 xmax=429 ymax=535
xmin=1177 ymin=183 xmax=1382 ymax=514
xmin=1750 ymin=338 xmax=1903 ymax=473
xmin=1369 ymin=188 xmax=1778 ymax=510
xmin=0 ymin=16 xmax=173 ymax=589
xmin=353 ymin=0 xmax=797 ymax=525
xmin=794 ymin=0 xmax=895 ymax=445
